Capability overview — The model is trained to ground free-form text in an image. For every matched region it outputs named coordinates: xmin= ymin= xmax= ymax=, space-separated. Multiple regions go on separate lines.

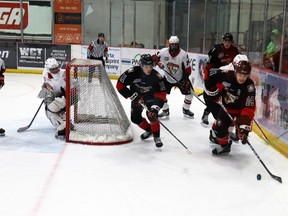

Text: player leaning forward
xmin=116 ymin=54 xmax=166 ymax=148
xmin=0 ymin=57 xmax=6 ymax=136
xmin=38 ymin=58 xmax=77 ymax=138
xmin=205 ymin=54 xmax=256 ymax=155
xmin=153 ymin=36 xmax=194 ymax=118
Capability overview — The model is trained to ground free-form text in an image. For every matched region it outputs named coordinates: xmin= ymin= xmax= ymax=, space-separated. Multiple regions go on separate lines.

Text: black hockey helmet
xmin=140 ymin=54 xmax=153 ymax=66
xmin=222 ymin=32 xmax=233 ymax=41
xmin=98 ymin=32 xmax=105 ymax=38
xmin=234 ymin=61 xmax=251 ymax=75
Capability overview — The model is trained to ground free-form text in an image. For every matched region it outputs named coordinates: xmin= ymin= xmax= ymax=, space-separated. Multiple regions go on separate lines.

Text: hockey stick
xmin=252 ymin=119 xmax=269 ymax=142
xmin=161 ymin=68 xmax=206 ymax=105
xmin=17 ymin=100 xmax=45 ymax=132
xmin=140 ymin=102 xmax=192 ymax=153
xmin=217 ymin=101 xmax=282 ymax=183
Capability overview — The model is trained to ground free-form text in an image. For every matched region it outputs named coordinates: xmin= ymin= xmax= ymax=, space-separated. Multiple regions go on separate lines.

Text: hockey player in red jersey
xmin=201 ymin=32 xmax=239 ymax=126
xmin=153 ymin=36 xmax=194 ymax=118
xmin=204 ymin=54 xmax=256 ymax=155
xmin=116 ymin=54 xmax=166 ymax=148
xmin=0 ymin=57 xmax=6 ymax=136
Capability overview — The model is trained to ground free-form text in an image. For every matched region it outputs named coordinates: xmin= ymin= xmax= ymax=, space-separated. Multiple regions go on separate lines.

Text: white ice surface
xmin=0 ymin=73 xmax=288 ymax=216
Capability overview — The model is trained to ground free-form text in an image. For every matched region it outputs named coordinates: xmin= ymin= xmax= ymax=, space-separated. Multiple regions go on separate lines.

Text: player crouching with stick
xmin=116 ymin=54 xmax=167 ymax=148
xmin=37 ymin=58 xmax=70 ymax=138
xmin=204 ymin=54 xmax=256 ymax=155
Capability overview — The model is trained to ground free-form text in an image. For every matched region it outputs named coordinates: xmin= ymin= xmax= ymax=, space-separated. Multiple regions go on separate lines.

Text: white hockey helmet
xmin=169 ymin=36 xmax=179 ymax=44
xmin=45 ymin=57 xmax=59 ymax=70
xmin=232 ymin=54 xmax=248 ymax=66
xmin=232 ymin=54 xmax=251 ymax=75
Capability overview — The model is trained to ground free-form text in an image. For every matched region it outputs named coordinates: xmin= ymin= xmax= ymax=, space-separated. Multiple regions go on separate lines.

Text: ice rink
xmin=0 ymin=73 xmax=288 ymax=216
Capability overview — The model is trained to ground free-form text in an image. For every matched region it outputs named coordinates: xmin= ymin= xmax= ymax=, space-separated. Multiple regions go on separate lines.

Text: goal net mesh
xmin=66 ymin=58 xmax=132 ymax=145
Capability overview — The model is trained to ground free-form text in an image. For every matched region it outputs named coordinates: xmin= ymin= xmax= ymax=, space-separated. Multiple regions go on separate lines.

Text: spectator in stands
xmin=263 ymin=29 xmax=282 ymax=72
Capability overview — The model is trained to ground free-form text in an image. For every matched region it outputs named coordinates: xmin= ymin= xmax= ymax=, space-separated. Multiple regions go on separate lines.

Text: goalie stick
xmin=217 ymin=101 xmax=282 ymax=183
xmin=140 ymin=102 xmax=192 ymax=154
xmin=17 ymin=100 xmax=44 ymax=132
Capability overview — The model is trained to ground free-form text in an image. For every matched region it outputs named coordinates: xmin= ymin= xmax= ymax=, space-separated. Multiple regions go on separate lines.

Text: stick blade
xmin=272 ymin=175 xmax=282 ymax=183
xmin=17 ymin=126 xmax=29 ymax=133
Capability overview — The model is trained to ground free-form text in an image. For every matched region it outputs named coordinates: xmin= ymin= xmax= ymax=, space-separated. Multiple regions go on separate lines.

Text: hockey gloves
xmin=180 ymin=79 xmax=191 ymax=92
xmin=0 ymin=75 xmax=4 ymax=89
xmin=157 ymin=62 xmax=164 ymax=69
xmin=147 ymin=105 xmax=160 ymax=121
xmin=237 ymin=127 xmax=250 ymax=144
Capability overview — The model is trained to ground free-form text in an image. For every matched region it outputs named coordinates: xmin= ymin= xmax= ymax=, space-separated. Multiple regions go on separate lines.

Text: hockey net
xmin=65 ymin=58 xmax=133 ymax=145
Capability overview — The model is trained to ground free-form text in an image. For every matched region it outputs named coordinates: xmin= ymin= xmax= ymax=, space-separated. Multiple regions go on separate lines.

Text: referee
xmin=87 ymin=32 xmax=109 ymax=66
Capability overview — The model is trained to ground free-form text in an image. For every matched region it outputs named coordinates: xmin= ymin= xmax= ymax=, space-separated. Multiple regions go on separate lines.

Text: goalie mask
xmin=45 ymin=58 xmax=60 ymax=78
xmin=169 ymin=36 xmax=180 ymax=54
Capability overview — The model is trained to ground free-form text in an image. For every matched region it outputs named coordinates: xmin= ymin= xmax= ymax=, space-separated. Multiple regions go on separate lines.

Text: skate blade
xmin=183 ymin=114 xmax=194 ymax=119
xmin=201 ymin=122 xmax=209 ymax=127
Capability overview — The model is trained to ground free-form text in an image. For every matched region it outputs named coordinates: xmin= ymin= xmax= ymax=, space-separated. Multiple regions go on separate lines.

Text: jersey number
xmin=246 ymin=96 xmax=255 ymax=107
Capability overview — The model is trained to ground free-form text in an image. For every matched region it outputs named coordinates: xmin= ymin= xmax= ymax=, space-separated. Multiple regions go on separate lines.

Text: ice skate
xmin=201 ymin=110 xmax=209 ymax=126
xmin=55 ymin=128 xmax=65 ymax=139
xmin=140 ymin=130 xmax=152 ymax=140
xmin=158 ymin=109 xmax=169 ymax=118
xmin=154 ymin=137 xmax=163 ymax=148
xmin=0 ymin=128 xmax=5 ymax=136
xmin=183 ymin=108 xmax=194 ymax=118
xmin=212 ymin=142 xmax=232 ymax=156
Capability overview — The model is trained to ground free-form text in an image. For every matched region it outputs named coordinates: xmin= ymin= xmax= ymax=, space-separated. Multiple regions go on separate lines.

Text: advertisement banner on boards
xmin=81 ymin=46 xmax=121 ymax=76
xmin=106 ymin=47 xmax=121 ymax=76
xmin=46 ymin=45 xmax=71 ymax=69
xmin=0 ymin=42 xmax=17 ymax=69
xmin=18 ymin=43 xmax=71 ymax=68
xmin=18 ymin=43 xmax=45 ymax=68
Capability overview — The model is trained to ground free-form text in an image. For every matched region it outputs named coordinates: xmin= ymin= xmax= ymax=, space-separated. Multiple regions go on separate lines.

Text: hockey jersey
xmin=155 ymin=48 xmax=191 ymax=83
xmin=204 ymin=68 xmax=256 ymax=126
xmin=42 ymin=68 xmax=66 ymax=98
xmin=116 ymin=66 xmax=166 ymax=108
xmin=207 ymin=44 xmax=239 ymax=69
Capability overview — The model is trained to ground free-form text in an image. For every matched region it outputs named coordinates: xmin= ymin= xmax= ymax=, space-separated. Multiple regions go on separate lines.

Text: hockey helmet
xmin=98 ymin=32 xmax=105 ymax=38
xmin=233 ymin=54 xmax=251 ymax=75
xmin=169 ymin=36 xmax=179 ymax=44
xmin=45 ymin=58 xmax=59 ymax=70
xmin=222 ymin=32 xmax=233 ymax=41
xmin=140 ymin=54 xmax=153 ymax=66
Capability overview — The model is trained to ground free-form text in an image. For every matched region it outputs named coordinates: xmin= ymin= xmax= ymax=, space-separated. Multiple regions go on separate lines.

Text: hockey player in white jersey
xmin=153 ymin=36 xmax=194 ymax=118
xmin=38 ymin=58 xmax=68 ymax=138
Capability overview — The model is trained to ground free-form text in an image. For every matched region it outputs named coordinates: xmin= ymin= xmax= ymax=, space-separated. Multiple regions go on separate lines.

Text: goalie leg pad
xmin=45 ymin=109 xmax=66 ymax=130
xmin=47 ymin=96 xmax=66 ymax=113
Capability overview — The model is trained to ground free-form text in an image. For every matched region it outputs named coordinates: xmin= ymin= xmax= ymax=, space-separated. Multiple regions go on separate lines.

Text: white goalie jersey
xmin=42 ymin=68 xmax=66 ymax=97
xmin=156 ymin=47 xmax=191 ymax=83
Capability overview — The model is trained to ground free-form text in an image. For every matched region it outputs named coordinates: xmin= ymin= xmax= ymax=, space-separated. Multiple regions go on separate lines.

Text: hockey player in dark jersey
xmin=204 ymin=54 xmax=256 ymax=155
xmin=116 ymin=54 xmax=167 ymax=148
xmin=201 ymin=32 xmax=239 ymax=126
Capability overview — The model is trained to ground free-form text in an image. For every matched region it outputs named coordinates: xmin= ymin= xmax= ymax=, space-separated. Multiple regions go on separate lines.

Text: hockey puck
xmin=257 ymin=174 xmax=262 ymax=180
